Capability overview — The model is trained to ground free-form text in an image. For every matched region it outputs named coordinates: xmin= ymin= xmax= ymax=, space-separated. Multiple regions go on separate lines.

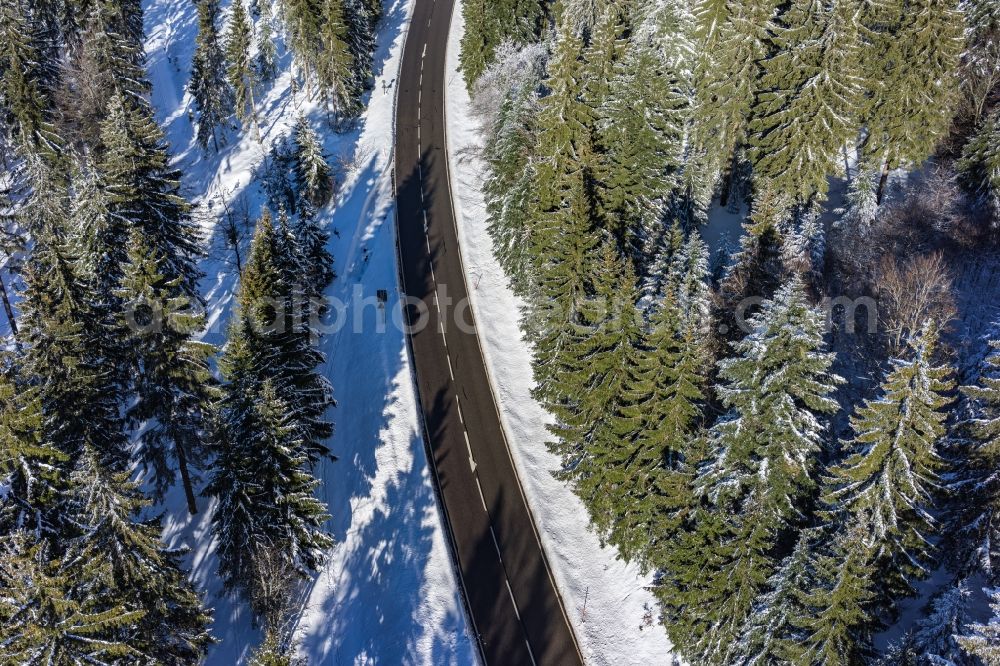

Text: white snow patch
xmin=142 ymin=0 xmax=476 ymax=661
xmin=444 ymin=5 xmax=677 ymax=665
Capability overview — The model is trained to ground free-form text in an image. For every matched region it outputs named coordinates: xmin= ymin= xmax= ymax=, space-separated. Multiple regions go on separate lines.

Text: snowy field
xmin=443 ymin=5 xmax=678 ymax=665
xmin=141 ymin=0 xmax=476 ymax=661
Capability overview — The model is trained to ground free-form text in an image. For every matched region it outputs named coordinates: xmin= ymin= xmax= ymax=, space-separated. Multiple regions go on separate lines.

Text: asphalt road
xmin=392 ymin=1 xmax=584 ymax=664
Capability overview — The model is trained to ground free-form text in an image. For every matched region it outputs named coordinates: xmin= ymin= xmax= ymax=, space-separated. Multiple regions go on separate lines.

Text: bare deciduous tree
xmin=877 ymin=252 xmax=956 ymax=353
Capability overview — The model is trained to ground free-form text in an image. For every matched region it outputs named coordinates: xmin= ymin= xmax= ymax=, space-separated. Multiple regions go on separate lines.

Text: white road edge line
xmin=464 ymin=430 xmax=476 ymax=471
xmin=474 ymin=476 xmax=488 ymax=511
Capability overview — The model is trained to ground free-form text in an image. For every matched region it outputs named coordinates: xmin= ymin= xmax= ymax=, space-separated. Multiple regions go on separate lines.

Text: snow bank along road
xmin=392 ymin=0 xmax=584 ymax=664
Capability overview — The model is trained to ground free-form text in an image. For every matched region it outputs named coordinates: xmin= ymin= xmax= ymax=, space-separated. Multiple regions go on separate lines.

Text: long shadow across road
xmin=392 ymin=0 xmax=585 ymax=664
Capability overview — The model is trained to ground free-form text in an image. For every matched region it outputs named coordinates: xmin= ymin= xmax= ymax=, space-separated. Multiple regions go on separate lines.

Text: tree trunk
xmin=719 ymin=144 xmax=739 ymax=208
xmin=176 ymin=440 xmax=198 ymax=515
xmin=0 ymin=272 xmax=17 ymax=340
xmin=249 ymin=82 xmax=262 ymax=143
xmin=876 ymin=160 xmax=890 ymax=205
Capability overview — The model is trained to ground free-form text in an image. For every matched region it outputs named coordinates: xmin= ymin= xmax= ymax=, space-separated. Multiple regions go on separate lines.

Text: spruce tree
xmin=65 ymin=445 xmax=214 ymax=662
xmin=344 ymin=0 xmax=377 ymax=97
xmin=0 ymin=532 xmax=146 ymax=664
xmin=459 ymin=0 xmax=547 ymax=87
xmin=683 ymin=278 xmax=842 ymax=662
xmin=191 ymin=0 xmax=235 ymax=151
xmin=208 ymin=321 xmax=332 ymax=612
xmin=824 ymin=323 xmax=954 ymax=605
xmin=957 ymin=586 xmax=1000 ymax=663
xmin=75 ymin=0 xmax=151 ymax=145
xmin=958 ymin=109 xmax=1000 ymax=217
xmin=735 ymin=528 xmax=818 ymax=664
xmin=749 ymin=0 xmax=863 ymax=204
xmin=705 ymin=277 xmax=841 ymax=528
xmin=799 ymin=524 xmax=880 ymax=665
xmin=482 ymin=49 xmax=543 ymax=292
xmin=281 ymin=0 xmax=323 ymax=86
xmin=12 ymin=161 xmax=214 ymax=664
xmin=951 ymin=340 xmax=1000 ymax=576
xmin=16 ymin=166 xmax=130 ymax=471
xmin=0 ymin=358 xmax=66 ymax=534
xmin=609 ymin=235 xmax=712 ymax=567
xmin=689 ymin=0 xmax=781 ymax=204
xmin=960 ymin=0 xmax=1000 ymax=126
xmin=234 ymin=209 xmax=334 ymax=464
xmin=292 ymin=114 xmax=333 ymax=207
xmin=249 ymin=630 xmax=297 ymax=665
xmin=0 ymin=0 xmax=58 ymax=153
xmin=545 ymin=242 xmax=645 ymax=543
xmin=593 ymin=1 xmax=691 ymax=257
xmin=226 ymin=0 xmax=260 ymax=138
xmin=120 ymin=228 xmax=216 ymax=515
xmin=294 ymin=206 xmax=335 ymax=300
xmin=97 ymin=91 xmax=203 ymax=304
xmin=522 ymin=25 xmax=601 ymax=395
xmin=255 ymin=13 xmax=279 ymax=83
xmin=317 ymin=0 xmax=357 ymax=116
xmin=861 ymin=0 xmax=965 ymax=203
xmin=909 ymin=582 xmax=976 ymax=664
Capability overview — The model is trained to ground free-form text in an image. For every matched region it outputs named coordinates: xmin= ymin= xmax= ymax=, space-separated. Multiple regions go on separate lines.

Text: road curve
xmin=392 ymin=1 xmax=584 ymax=664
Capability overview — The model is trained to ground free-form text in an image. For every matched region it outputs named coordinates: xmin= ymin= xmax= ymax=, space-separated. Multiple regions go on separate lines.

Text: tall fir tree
xmin=292 ymin=114 xmax=334 ymax=207
xmin=0 ymin=0 xmax=59 ymax=154
xmin=749 ymin=0 xmax=863 ymax=205
xmin=735 ymin=528 xmax=819 ymax=664
xmin=120 ymin=228 xmax=216 ymax=515
xmin=956 ymin=586 xmax=1000 ymax=663
xmin=861 ymin=0 xmax=965 ymax=203
xmin=670 ymin=278 xmax=842 ymax=663
xmin=10 ymin=160 xmax=214 ymax=663
xmin=208 ymin=321 xmax=332 ymax=613
xmin=482 ymin=46 xmax=544 ymax=292
xmin=960 ymin=0 xmax=1000 ymax=126
xmin=226 ymin=0 xmax=260 ymax=139
xmin=958 ymin=109 xmax=1000 ymax=218
xmin=798 ymin=524 xmax=880 ymax=665
xmin=0 ymin=357 xmax=65 ymax=534
xmin=824 ymin=323 xmax=954 ymax=608
xmin=544 ymin=242 xmax=646 ymax=544
xmin=609 ymin=238 xmax=712 ymax=568
xmin=908 ymin=581 xmax=977 ymax=664
xmin=191 ymin=0 xmax=235 ymax=151
xmin=64 ymin=445 xmax=214 ymax=661
xmin=951 ymin=340 xmax=1000 ymax=577
xmin=593 ymin=0 xmax=692 ymax=257
xmin=233 ymin=209 xmax=334 ymax=463
xmin=522 ymin=24 xmax=601 ymax=396
xmin=281 ymin=0 xmax=325 ymax=87
xmin=0 ymin=531 xmax=146 ymax=663
xmin=97 ymin=91 xmax=203 ymax=304
xmin=74 ymin=0 xmax=151 ymax=146
xmin=689 ymin=0 xmax=781 ymax=206
xmin=459 ymin=0 xmax=548 ymax=87
xmin=293 ymin=206 xmax=335 ymax=301
xmin=316 ymin=0 xmax=357 ymax=116
xmin=255 ymin=13 xmax=279 ymax=83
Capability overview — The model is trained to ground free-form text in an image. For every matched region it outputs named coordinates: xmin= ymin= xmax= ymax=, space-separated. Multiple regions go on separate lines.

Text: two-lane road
xmin=392 ymin=1 xmax=584 ymax=664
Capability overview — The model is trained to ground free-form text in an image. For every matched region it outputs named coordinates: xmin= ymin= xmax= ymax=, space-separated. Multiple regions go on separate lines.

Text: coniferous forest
xmin=0 ymin=0 xmax=999 ymax=661
xmin=463 ymin=0 xmax=1000 ymax=663
xmin=0 ymin=0 xmax=375 ymax=661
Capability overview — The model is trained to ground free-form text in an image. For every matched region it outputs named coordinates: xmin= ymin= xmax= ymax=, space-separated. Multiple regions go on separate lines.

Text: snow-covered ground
xmin=141 ymin=0 xmax=476 ymax=661
xmin=443 ymin=6 xmax=677 ymax=665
